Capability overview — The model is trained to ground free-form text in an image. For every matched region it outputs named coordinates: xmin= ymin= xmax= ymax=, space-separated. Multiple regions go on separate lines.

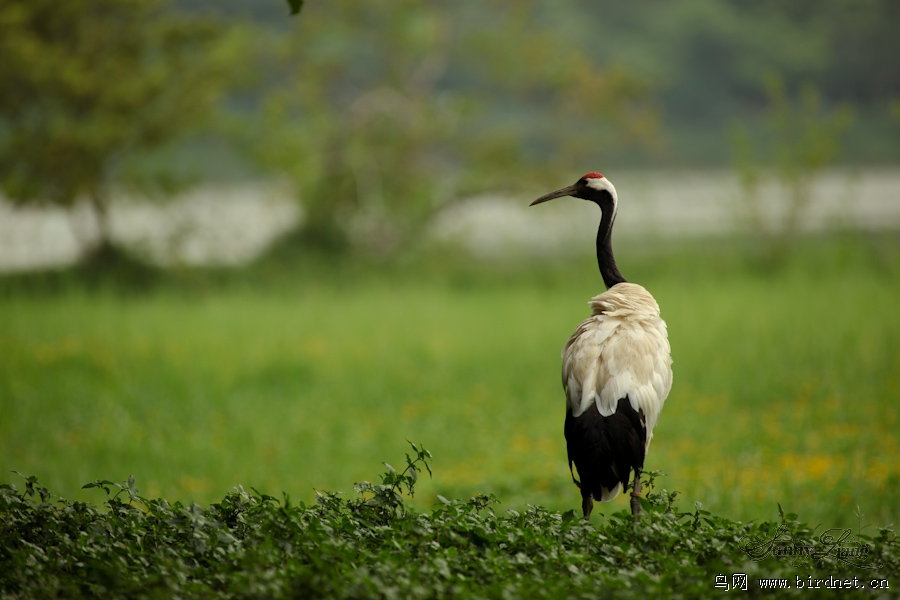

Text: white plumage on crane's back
xmin=562 ymin=283 xmax=672 ymax=500
xmin=530 ymin=172 xmax=673 ymax=521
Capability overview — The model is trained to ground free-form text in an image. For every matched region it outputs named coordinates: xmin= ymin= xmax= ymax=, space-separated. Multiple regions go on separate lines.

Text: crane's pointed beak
xmin=530 ymin=184 xmax=579 ymax=206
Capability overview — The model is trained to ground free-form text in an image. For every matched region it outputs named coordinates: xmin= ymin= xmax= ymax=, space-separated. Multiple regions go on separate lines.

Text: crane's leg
xmin=582 ymin=493 xmax=594 ymax=520
xmin=630 ymin=468 xmax=642 ymax=522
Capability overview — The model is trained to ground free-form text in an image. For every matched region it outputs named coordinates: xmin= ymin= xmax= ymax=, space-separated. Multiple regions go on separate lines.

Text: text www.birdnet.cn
xmin=714 ymin=573 xmax=890 ymax=591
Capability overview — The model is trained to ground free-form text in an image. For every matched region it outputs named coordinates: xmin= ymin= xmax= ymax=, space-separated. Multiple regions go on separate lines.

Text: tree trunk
xmin=89 ymin=190 xmax=111 ymax=250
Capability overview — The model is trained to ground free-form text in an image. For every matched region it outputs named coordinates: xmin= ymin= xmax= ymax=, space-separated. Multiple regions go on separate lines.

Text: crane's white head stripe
xmin=584 ymin=175 xmax=618 ymax=215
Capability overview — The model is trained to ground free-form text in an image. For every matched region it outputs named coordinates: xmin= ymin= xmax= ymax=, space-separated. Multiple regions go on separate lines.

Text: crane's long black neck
xmin=595 ymin=193 xmax=626 ymax=289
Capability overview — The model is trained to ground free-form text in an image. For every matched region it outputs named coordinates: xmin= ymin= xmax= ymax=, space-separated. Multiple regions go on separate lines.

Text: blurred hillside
xmin=179 ymin=0 xmax=900 ymax=167
xmin=1 ymin=0 xmax=898 ymax=270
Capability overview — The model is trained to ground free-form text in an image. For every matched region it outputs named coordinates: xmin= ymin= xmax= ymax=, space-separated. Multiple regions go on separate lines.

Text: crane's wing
xmin=561 ymin=284 xmax=672 ymax=448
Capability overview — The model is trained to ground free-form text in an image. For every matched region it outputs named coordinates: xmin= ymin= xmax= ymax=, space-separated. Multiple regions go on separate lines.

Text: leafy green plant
xmin=285 ymin=0 xmax=304 ymax=15
xmin=2 ymin=442 xmax=897 ymax=599
xmin=346 ymin=441 xmax=432 ymax=523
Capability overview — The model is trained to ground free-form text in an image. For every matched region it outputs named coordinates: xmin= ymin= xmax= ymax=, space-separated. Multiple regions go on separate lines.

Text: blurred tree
xmin=730 ymin=73 xmax=853 ymax=257
xmin=237 ymin=0 xmax=659 ymax=256
xmin=0 ymin=0 xmax=232 ymax=262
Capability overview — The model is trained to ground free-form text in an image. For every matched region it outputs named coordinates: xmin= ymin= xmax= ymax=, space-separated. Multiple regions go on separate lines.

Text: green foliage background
xmin=5 ymin=0 xmax=899 ymax=255
xmin=2 ymin=236 xmax=898 ymax=529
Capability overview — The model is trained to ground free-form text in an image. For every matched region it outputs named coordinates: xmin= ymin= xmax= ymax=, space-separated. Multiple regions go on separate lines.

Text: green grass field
xmin=1 ymin=234 xmax=898 ymax=529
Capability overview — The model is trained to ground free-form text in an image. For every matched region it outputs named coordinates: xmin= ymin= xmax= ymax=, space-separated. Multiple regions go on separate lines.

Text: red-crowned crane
xmin=530 ymin=172 xmax=673 ymax=520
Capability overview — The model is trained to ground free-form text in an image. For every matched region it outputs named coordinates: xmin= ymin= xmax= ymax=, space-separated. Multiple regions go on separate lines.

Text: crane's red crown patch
xmin=581 ymin=172 xmax=604 ymax=180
